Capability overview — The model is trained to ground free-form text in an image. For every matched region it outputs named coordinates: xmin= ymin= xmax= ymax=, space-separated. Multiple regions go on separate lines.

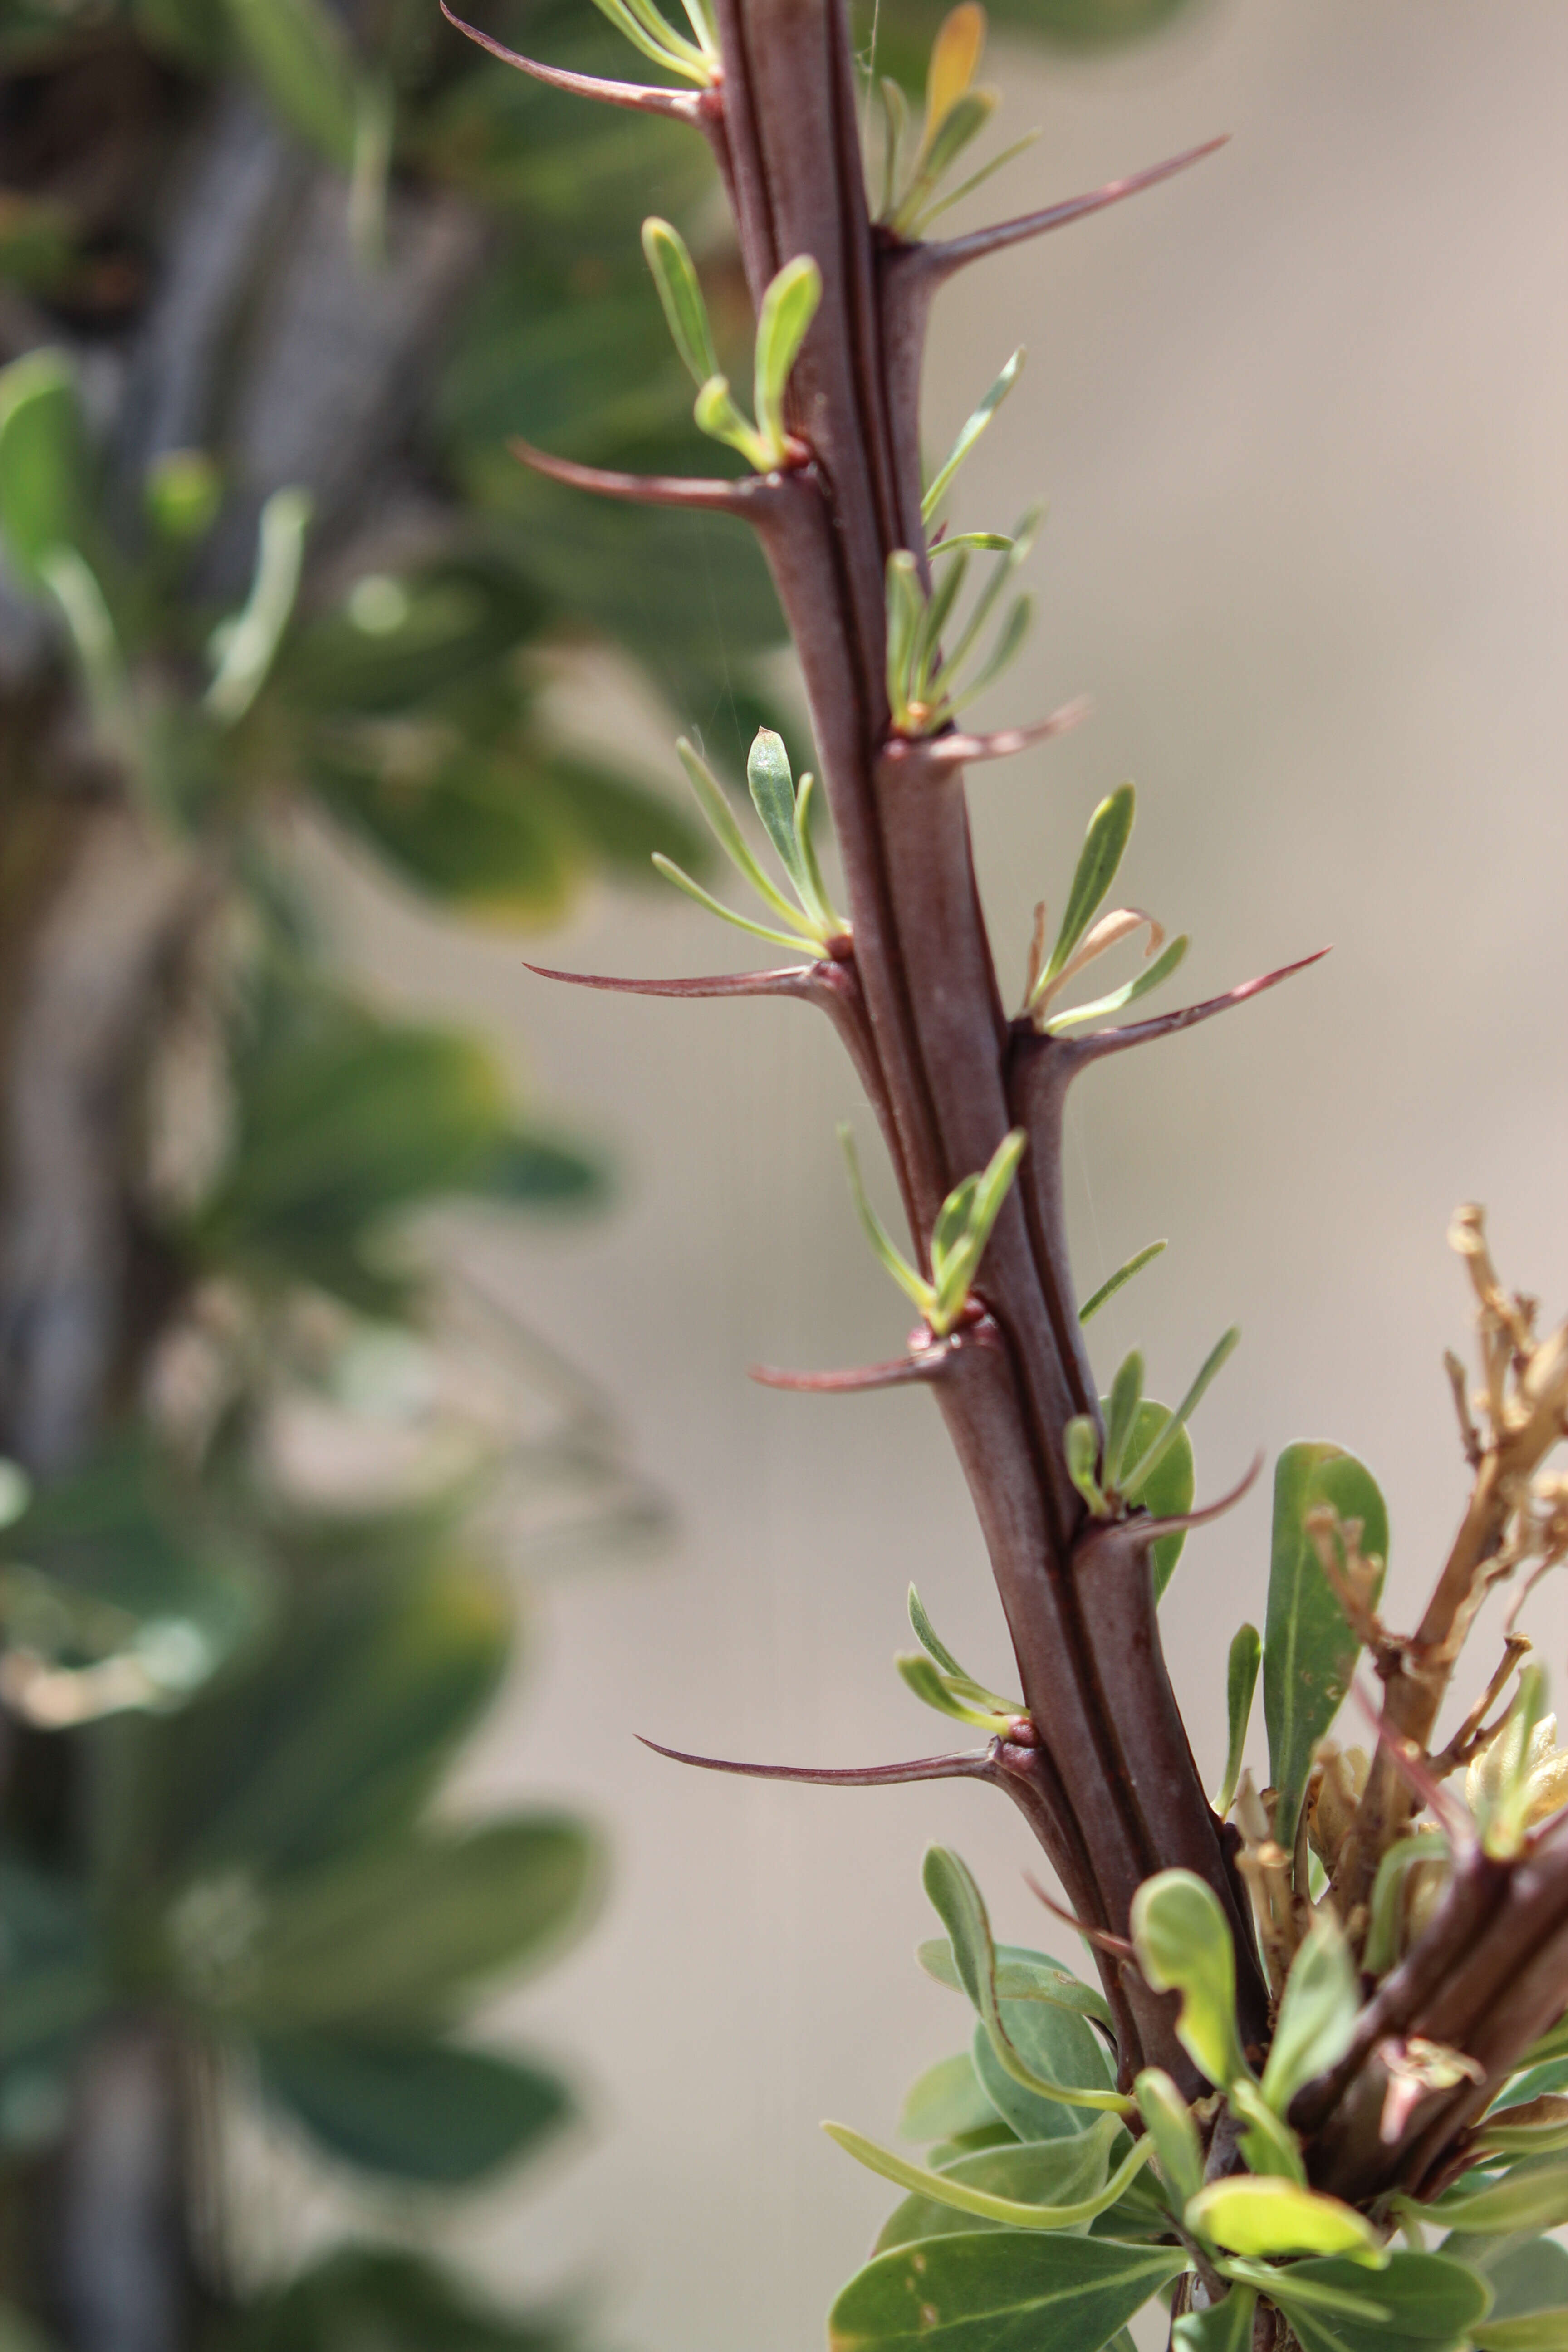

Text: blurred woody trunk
xmin=0 ymin=62 xmax=483 ymax=2351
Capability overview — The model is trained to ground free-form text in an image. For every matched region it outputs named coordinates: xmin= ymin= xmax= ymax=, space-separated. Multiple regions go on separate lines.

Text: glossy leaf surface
xmin=1264 ymin=1443 xmax=1389 ymax=1851
xmin=828 ymin=2229 xmax=1185 ymax=2352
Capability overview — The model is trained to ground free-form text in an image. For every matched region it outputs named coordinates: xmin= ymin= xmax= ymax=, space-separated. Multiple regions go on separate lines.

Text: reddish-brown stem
xmin=680 ymin=0 xmax=1270 ymax=2084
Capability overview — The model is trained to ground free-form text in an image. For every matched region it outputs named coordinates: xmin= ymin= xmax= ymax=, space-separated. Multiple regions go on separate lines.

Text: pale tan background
xmin=301 ymin=1 xmax=1566 ymax=2342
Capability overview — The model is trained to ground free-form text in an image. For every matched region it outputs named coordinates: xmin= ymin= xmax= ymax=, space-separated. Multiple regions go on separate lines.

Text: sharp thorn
xmin=1024 ymin=1871 xmax=1138 ymax=1959
xmin=524 ymin=961 xmax=821 ymax=1000
xmin=748 ymin=1347 xmax=951 ymax=1393
xmin=510 ymin=437 xmax=784 ymax=517
xmin=912 ymin=136 xmax=1229 ymax=283
xmin=636 ymin=1735 xmax=995 ymax=1786
xmin=926 ymin=699 xmax=1091 ymax=769
xmin=1141 ymin=1450 xmax=1265 ymax=1537
xmin=1064 ymin=947 xmax=1331 ymax=1065
xmin=438 ymin=1 xmax=711 ymax=122
xmin=1348 ymin=1681 xmax=1470 ymax=1842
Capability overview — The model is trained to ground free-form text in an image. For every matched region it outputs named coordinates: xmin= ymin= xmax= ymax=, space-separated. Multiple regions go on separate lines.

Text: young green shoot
xmin=1025 ymin=784 xmax=1190 ymax=1033
xmin=878 ymin=4 xmax=1038 ymax=241
xmin=899 ymin=1583 xmax=1024 ymax=1731
xmin=840 ymin=1125 xmax=1026 ymax=1338
xmin=586 ymin=0 xmax=719 ymax=85
xmin=922 ymin=348 xmax=1024 ymax=527
xmin=653 ymin=730 xmax=849 ymax=957
xmin=1078 ymin=1239 xmax=1167 ymax=1326
xmin=885 ymin=508 xmax=1040 ymax=736
xmin=643 ymin=218 xmax=820 ymax=472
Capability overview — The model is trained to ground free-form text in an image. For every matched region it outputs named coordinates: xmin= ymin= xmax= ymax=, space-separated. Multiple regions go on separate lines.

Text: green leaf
xmin=1472 ymin=2096 xmax=1568 ymax=2160
xmin=930 ymin=532 xmax=1015 ymax=557
xmin=1483 ymin=2236 xmax=1568 ymax=2321
xmin=1174 ymin=2288 xmax=1257 ymax=2352
xmin=1186 ymin=2177 xmax=1383 ymax=2262
xmin=206 ymin=486 xmax=313 ymax=727
xmin=936 ymin=506 xmax=1040 ymax=692
xmin=902 ymin=1594 xmax=1020 ymax=1718
xmin=1102 ymin=1352 xmax=1144 ymax=1489
xmin=923 ymin=1848 xmax=1127 ymax=2121
xmin=827 ymin=2113 xmax=1149 ymax=2232
xmin=0 ymin=346 xmax=85 ymax=589
xmin=41 ymin=548 xmax=129 ymax=749
xmin=641 ymin=217 xmax=719 ymax=389
xmin=893 ymin=86 xmax=999 ymax=235
xmin=582 ymin=0 xmax=711 ymax=77
xmin=753 ymin=254 xmax=822 ymax=461
xmin=259 ymin=2035 xmax=570 ymax=2184
xmin=841 ymin=1126 xmax=933 ymax=1319
xmin=746 ymin=726 xmax=808 ymax=897
xmin=1119 ymin=1328 xmax=1239 ymax=1500
xmin=1362 ymin=1832 xmax=1448 ymax=1978
xmin=652 ymin=853 xmax=814 ymax=953
xmin=1046 ymin=786 xmax=1136 ymax=982
xmin=1268 ymin=2251 xmax=1493 ymax=2352
xmin=1217 ymin=1625 xmax=1260 ymax=1816
xmin=674 ymin=735 xmax=799 ymax=924
xmin=1473 ymin=2319 xmax=1568 ymax=2352
xmin=1064 ymin=1417 xmax=1107 ymax=1517
xmin=1109 ymin=1401 xmax=1190 ymax=1589
xmin=911 ymin=550 xmax=970 ymax=700
xmin=897 ymin=1652 xmax=1014 ymax=1732
xmin=216 ymin=1817 xmax=598 ymax=2033
xmin=828 ymin=2230 xmax=1186 ymax=2352
xmin=907 ymin=1587 xmax=972 ymax=1681
xmin=692 ymin=372 xmax=772 ymax=470
xmin=942 ymin=591 xmax=1034 ymax=718
xmin=875 ymin=2131 xmax=1118 ymax=2252
xmin=918 ymin=1939 xmax=1114 ymax=2032
xmin=1264 ymin=1443 xmax=1390 ymax=1853
xmin=1042 ymin=933 xmax=1191 ymax=1034
xmin=201 ymin=995 xmax=521 ymax=1309
xmin=1133 ymin=2068 xmax=1202 ymax=2208
xmin=922 ymin=348 xmax=1025 ymax=525
xmin=918 ymin=131 xmax=1042 ymax=229
xmin=3 ymin=1436 xmax=268 ymax=1712
xmin=899 ymin=2051 xmax=1002 ymax=2145
xmin=1261 ymin=1908 xmax=1360 ymax=2116
xmin=930 ymin=1130 xmax=1026 ymax=1330
xmin=971 ymin=2018 xmax=1120 ymax=2144
xmin=169 ymin=1553 xmax=511 ymax=1877
xmin=1516 ymin=2016 xmax=1568 ymax=2072
xmin=1129 ymin=1870 xmax=1250 ymax=2092
xmin=792 ymin=769 xmax=841 ymax=936
xmin=1412 ymin=2156 xmax=1568 ymax=2235
xmin=1228 ymin=2075 xmax=1306 ymax=2184
xmin=218 ymin=0 xmax=358 ymax=165
xmin=1079 ymin=1241 xmax=1166 ymax=1326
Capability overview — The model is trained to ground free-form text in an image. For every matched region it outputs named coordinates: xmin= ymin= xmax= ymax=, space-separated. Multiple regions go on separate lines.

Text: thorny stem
xmin=625 ymin=0 xmax=1267 ymax=2088
xmin=513 ymin=0 xmax=1568 ymax=2204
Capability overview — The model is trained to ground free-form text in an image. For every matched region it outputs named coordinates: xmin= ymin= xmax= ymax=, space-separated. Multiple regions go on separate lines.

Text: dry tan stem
xmin=1332 ymin=1210 xmax=1568 ymax=1926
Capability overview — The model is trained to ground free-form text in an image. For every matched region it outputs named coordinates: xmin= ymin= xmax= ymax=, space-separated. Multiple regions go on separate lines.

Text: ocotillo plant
xmin=454 ymin=0 xmax=1568 ymax=2344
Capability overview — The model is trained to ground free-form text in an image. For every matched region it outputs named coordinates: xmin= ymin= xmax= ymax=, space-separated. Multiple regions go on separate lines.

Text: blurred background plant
xmin=0 ymin=0 xmax=1205 ymax=2344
